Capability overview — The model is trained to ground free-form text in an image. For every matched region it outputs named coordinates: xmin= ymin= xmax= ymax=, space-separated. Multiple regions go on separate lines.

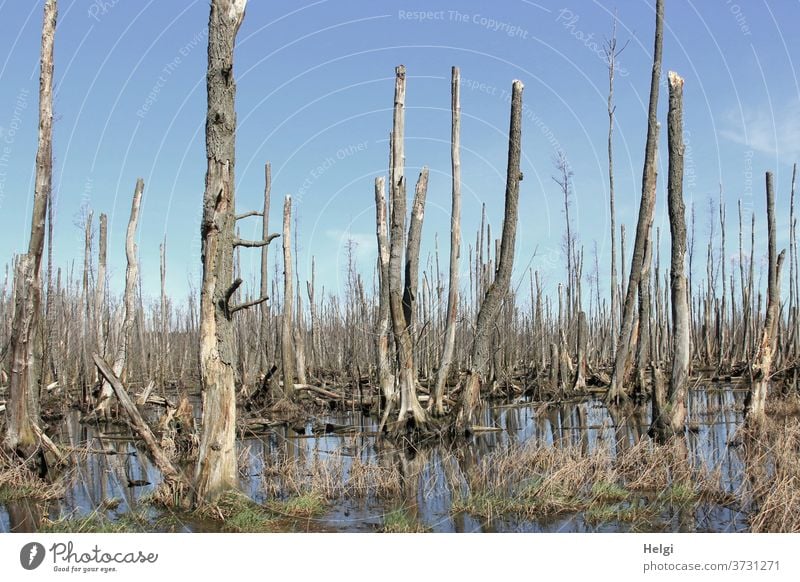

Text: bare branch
xmin=235 ymin=210 xmax=263 ymax=220
xmin=233 ymin=234 xmax=280 ymax=247
xmin=230 ymin=294 xmax=269 ymax=314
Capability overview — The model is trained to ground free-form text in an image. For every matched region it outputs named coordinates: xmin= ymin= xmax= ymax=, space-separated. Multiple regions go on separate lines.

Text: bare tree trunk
xmin=386 ymin=66 xmax=429 ymax=430
xmin=281 ymin=195 xmax=296 ymax=397
xmin=455 ymin=79 xmax=523 ymax=435
xmin=572 ymin=310 xmax=588 ymax=391
xmin=307 ymin=257 xmax=318 ymax=373
xmin=431 ymin=66 xmax=462 ymax=417
xmin=605 ymin=13 xmax=623 ymax=356
xmin=80 ymin=211 xmax=93 ymax=391
xmin=160 ymin=237 xmax=171 ymax=387
xmin=94 ymin=180 xmax=143 ymax=420
xmin=652 ymin=72 xmax=688 ymax=441
xmin=195 ymin=0 xmax=248 ymax=504
xmin=746 ymin=172 xmax=785 ymax=424
xmin=4 ymin=0 xmax=57 ymax=459
xmin=95 ymin=213 xmax=108 ymax=359
xmin=259 ymin=162 xmax=271 ymax=375
xmin=374 ymin=177 xmax=397 ymax=433
xmin=607 ymin=0 xmax=663 ymax=404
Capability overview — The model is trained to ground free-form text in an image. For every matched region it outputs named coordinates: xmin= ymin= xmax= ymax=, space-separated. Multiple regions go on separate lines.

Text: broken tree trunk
xmin=195 ymin=0 xmax=248 ymax=504
xmin=746 ymin=172 xmax=786 ymax=425
xmin=93 ymin=179 xmax=143 ymax=420
xmin=455 ymin=79 xmax=524 ymax=435
xmin=652 ymin=72 xmax=689 ymax=442
xmin=431 ymin=66 xmax=462 ymax=417
xmin=607 ymin=0 xmax=663 ymax=405
xmin=3 ymin=0 xmax=57 ymax=459
xmin=94 ymin=354 xmax=186 ymax=498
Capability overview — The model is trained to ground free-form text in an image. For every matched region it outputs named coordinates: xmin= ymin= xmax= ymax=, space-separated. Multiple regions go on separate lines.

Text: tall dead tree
xmin=92 ymin=179 xmax=143 ymax=420
xmin=386 ymin=65 xmax=429 ymax=430
xmin=430 ymin=66 xmax=462 ymax=417
xmin=604 ymin=12 xmax=625 ymax=354
xmin=455 ymin=79 xmax=524 ymax=434
xmin=746 ymin=172 xmax=785 ymax=424
xmin=259 ymin=162 xmax=272 ymax=375
xmin=159 ymin=237 xmax=171 ymax=385
xmin=281 ymin=195 xmax=296 ymax=398
xmin=607 ymin=0 xmax=663 ymax=404
xmin=652 ymin=72 xmax=688 ymax=441
xmin=3 ymin=0 xmax=57 ymax=458
xmin=195 ymin=0 xmax=257 ymax=504
xmin=94 ymin=213 xmax=108 ymax=359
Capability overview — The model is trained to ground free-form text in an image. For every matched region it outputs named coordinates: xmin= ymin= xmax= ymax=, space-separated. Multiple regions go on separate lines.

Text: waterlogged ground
xmin=0 ymin=386 xmax=751 ymax=533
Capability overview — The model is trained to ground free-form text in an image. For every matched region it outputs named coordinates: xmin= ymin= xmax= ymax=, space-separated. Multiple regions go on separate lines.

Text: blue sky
xmin=0 ymin=0 xmax=798 ymax=306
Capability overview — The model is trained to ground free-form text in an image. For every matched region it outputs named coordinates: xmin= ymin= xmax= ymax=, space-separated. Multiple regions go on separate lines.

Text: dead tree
xmin=454 ymin=79 xmax=523 ymax=435
xmin=159 ymin=237 xmax=171 ymax=386
xmin=745 ymin=172 xmax=786 ymax=424
xmin=195 ymin=0 xmax=254 ymax=504
xmin=652 ymin=72 xmax=688 ymax=441
xmin=259 ymin=163 xmax=272 ymax=376
xmin=430 ymin=66 xmax=462 ymax=417
xmin=281 ymin=195 xmax=296 ymax=398
xmin=94 ymin=354 xmax=187 ymax=499
xmin=92 ymin=180 xmax=143 ymax=420
xmin=604 ymin=12 xmax=626 ymax=355
xmin=607 ymin=0 xmax=663 ymax=404
xmin=572 ymin=310 xmax=588 ymax=391
xmin=3 ymin=0 xmax=57 ymax=459
xmin=94 ymin=213 xmax=108 ymax=359
xmin=80 ymin=210 xmax=93 ymax=389
xmin=374 ymin=177 xmax=397 ymax=432
xmin=386 ymin=65 xmax=429 ymax=430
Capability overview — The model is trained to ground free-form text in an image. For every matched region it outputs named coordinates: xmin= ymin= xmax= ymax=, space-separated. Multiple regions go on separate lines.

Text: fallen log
xmin=292 ymin=383 xmax=343 ymax=400
xmin=33 ymin=423 xmax=68 ymax=466
xmin=135 ymin=381 xmax=155 ymax=406
xmin=93 ymin=353 xmax=187 ymax=494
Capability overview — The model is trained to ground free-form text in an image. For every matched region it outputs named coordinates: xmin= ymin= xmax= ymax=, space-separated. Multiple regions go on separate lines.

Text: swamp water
xmin=0 ymin=386 xmax=750 ymax=533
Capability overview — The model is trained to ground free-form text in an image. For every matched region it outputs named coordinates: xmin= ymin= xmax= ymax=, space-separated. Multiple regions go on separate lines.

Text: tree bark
xmin=3 ymin=0 xmax=57 ymax=458
xmin=431 ymin=66 xmax=462 ymax=417
xmin=194 ymin=0 xmax=247 ymax=504
xmin=607 ymin=0 xmax=663 ymax=404
xmin=455 ymin=79 xmax=524 ymax=434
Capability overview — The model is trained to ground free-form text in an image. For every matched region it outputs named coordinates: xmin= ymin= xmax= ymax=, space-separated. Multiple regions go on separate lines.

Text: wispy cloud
xmin=721 ymin=99 xmax=800 ymax=162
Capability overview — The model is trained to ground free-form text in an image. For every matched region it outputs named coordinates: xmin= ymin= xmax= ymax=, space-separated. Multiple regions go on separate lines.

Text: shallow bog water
xmin=0 ymin=386 xmax=750 ymax=533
